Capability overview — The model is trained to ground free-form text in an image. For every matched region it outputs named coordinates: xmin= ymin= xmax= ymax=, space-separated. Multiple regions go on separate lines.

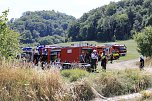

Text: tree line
xmin=8 ymin=10 xmax=76 ymax=45
xmin=8 ymin=0 xmax=152 ymax=44
xmin=68 ymin=0 xmax=152 ymax=42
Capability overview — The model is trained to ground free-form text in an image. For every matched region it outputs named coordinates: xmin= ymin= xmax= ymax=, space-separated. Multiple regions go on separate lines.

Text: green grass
xmin=57 ymin=39 xmax=139 ymax=61
xmin=116 ymin=40 xmax=140 ymax=61
xmin=61 ymin=69 xmax=89 ymax=82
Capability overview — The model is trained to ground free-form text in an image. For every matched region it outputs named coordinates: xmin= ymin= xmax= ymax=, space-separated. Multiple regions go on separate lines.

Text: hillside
xmin=68 ymin=0 xmax=152 ymax=41
xmin=8 ymin=0 xmax=152 ymax=45
xmin=8 ymin=10 xmax=76 ymax=45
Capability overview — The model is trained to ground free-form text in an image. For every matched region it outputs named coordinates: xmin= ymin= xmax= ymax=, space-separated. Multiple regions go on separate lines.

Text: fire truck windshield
xmin=119 ymin=46 xmax=126 ymax=50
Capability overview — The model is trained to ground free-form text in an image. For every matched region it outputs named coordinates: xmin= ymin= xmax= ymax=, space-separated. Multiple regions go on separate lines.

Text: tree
xmin=9 ymin=10 xmax=76 ymax=45
xmin=106 ymin=2 xmax=117 ymax=16
xmin=21 ymin=30 xmax=33 ymax=43
xmin=115 ymin=13 xmax=129 ymax=40
xmin=0 ymin=10 xmax=20 ymax=59
xmin=38 ymin=36 xmax=54 ymax=45
xmin=68 ymin=0 xmax=151 ymax=42
xmin=134 ymin=26 xmax=152 ymax=57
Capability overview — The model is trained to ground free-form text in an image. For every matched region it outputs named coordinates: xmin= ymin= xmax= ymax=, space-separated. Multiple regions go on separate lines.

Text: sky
xmin=0 ymin=0 xmax=121 ymax=20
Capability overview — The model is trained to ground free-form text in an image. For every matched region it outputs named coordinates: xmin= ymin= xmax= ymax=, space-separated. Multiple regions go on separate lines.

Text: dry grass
xmin=1 ymin=59 xmax=152 ymax=100
xmin=145 ymin=58 xmax=152 ymax=67
xmin=141 ymin=90 xmax=152 ymax=100
xmin=0 ymin=60 xmax=67 ymax=101
xmin=0 ymin=60 xmax=96 ymax=101
xmin=86 ymin=69 xmax=152 ymax=97
xmin=136 ymin=57 xmax=152 ymax=68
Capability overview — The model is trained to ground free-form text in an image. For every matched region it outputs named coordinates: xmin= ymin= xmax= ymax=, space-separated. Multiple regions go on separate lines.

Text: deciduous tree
xmin=134 ymin=26 xmax=152 ymax=57
xmin=0 ymin=10 xmax=20 ymax=59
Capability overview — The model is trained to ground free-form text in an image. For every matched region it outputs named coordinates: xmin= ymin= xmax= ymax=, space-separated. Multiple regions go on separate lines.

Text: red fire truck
xmin=36 ymin=45 xmax=61 ymax=64
xmin=60 ymin=46 xmax=95 ymax=63
xmin=104 ymin=44 xmax=127 ymax=56
xmin=34 ymin=43 xmax=127 ymax=69
xmin=37 ymin=45 xmax=96 ymax=69
xmin=112 ymin=44 xmax=127 ymax=56
xmin=96 ymin=45 xmax=120 ymax=60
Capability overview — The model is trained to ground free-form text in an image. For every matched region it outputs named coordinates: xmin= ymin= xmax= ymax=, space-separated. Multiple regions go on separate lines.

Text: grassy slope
xmin=57 ymin=40 xmax=139 ymax=61
xmin=115 ymin=40 xmax=140 ymax=61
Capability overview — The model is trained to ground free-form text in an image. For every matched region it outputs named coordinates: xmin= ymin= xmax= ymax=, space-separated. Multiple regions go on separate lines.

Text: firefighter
xmin=90 ymin=49 xmax=98 ymax=72
xmin=33 ymin=52 xmax=39 ymax=66
xmin=101 ymin=51 xmax=107 ymax=71
xmin=80 ymin=51 xmax=85 ymax=63
xmin=41 ymin=54 xmax=47 ymax=69
xmin=85 ymin=51 xmax=91 ymax=64
xmin=110 ymin=53 xmax=113 ymax=64
xmin=139 ymin=55 xmax=144 ymax=70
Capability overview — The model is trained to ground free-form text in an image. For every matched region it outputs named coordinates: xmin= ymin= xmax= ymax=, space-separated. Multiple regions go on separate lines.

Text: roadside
xmin=93 ymin=88 xmax=152 ymax=101
xmin=93 ymin=58 xmax=152 ymax=101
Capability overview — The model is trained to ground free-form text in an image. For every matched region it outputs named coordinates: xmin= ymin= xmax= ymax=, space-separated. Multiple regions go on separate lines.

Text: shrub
xmin=71 ymin=81 xmax=96 ymax=101
xmin=90 ymin=71 xmax=124 ymax=97
xmin=134 ymin=26 xmax=152 ymax=57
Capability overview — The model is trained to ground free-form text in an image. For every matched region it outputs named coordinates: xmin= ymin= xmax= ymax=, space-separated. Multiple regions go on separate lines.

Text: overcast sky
xmin=0 ymin=0 xmax=121 ymax=20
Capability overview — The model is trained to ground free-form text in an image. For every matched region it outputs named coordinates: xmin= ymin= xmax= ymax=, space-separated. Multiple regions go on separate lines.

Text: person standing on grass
xmin=139 ymin=55 xmax=144 ymax=70
xmin=110 ymin=53 xmax=113 ymax=64
xmin=85 ymin=51 xmax=91 ymax=64
xmin=80 ymin=51 xmax=86 ymax=63
xmin=101 ymin=51 xmax=108 ymax=71
xmin=91 ymin=50 xmax=98 ymax=72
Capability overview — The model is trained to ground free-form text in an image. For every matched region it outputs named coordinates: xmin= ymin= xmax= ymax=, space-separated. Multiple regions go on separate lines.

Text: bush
xmin=134 ymin=26 xmax=152 ymax=57
xmin=70 ymin=81 xmax=96 ymax=101
xmin=90 ymin=71 xmax=124 ymax=97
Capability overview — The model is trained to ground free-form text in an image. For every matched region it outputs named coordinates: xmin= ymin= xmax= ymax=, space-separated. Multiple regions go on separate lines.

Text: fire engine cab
xmin=104 ymin=44 xmax=127 ymax=56
xmin=21 ymin=47 xmax=33 ymax=62
xmin=112 ymin=44 xmax=127 ymax=56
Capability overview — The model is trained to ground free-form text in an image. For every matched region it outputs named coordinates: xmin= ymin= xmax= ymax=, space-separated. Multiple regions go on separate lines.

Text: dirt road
xmin=94 ymin=58 xmax=152 ymax=101
xmin=105 ymin=58 xmax=152 ymax=73
xmin=106 ymin=59 xmax=139 ymax=70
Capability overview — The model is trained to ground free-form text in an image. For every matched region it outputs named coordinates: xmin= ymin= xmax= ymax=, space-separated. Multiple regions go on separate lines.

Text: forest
xmin=68 ymin=0 xmax=152 ymax=41
xmin=8 ymin=0 xmax=152 ymax=45
xmin=8 ymin=10 xmax=76 ymax=45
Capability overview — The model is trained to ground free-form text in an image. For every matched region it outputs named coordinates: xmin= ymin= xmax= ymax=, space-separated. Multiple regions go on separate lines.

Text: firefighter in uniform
xmin=101 ymin=51 xmax=107 ymax=71
xmin=80 ymin=51 xmax=86 ymax=63
xmin=91 ymin=50 xmax=98 ymax=72
xmin=139 ymin=55 xmax=144 ymax=70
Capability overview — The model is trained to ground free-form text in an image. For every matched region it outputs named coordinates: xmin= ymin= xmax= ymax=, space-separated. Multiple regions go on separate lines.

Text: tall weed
xmin=87 ymin=69 xmax=152 ymax=97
